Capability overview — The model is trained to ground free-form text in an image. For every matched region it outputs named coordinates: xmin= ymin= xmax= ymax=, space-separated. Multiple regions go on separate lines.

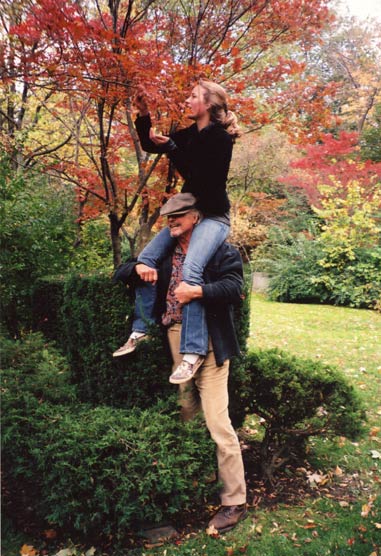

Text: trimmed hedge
xmin=2 ymin=272 xmax=366 ymax=542
xmin=241 ymin=349 xmax=366 ymax=481
xmin=31 ymin=272 xmax=251 ymax=414
xmin=31 ymin=273 xmax=173 ymax=407
xmin=1 ymin=333 xmax=217 ymax=539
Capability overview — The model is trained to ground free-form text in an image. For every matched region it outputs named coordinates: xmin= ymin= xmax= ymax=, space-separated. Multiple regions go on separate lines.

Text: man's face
xmin=167 ymin=211 xmax=198 ymax=239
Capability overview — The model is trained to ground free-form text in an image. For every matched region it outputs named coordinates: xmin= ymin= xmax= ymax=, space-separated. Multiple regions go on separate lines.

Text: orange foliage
xmin=3 ymin=0 xmax=335 ymax=263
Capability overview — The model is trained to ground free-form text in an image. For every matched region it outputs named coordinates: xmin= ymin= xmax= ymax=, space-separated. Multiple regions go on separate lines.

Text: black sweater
xmin=135 ymin=115 xmax=233 ymax=217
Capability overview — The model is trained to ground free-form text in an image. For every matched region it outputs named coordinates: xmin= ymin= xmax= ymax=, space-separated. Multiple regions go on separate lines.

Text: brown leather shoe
xmin=208 ymin=503 xmax=248 ymax=533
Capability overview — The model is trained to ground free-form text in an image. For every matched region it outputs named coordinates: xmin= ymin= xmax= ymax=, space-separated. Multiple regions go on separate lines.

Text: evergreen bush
xmin=31 ymin=276 xmax=66 ymax=342
xmin=1 ymin=333 xmax=217 ymax=539
xmin=254 ymin=228 xmax=381 ymax=309
xmin=241 ymin=349 xmax=366 ymax=481
xmin=31 ymin=271 xmax=251 ymax=413
xmin=60 ymin=273 xmax=174 ymax=407
xmin=3 ymin=401 xmax=216 ymax=539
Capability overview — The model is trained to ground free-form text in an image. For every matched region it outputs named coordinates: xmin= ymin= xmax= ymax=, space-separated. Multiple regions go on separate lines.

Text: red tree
xmin=282 ymin=131 xmax=381 ymax=207
xmin=2 ymin=0 xmax=335 ymax=266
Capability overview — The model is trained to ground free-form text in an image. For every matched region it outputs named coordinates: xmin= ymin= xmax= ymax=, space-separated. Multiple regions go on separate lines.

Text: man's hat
xmin=160 ymin=192 xmax=197 ymax=217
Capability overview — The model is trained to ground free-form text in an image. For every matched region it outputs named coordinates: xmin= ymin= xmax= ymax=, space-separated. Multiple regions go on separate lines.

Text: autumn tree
xmin=2 ymin=0 xmax=335 ymax=267
xmin=304 ymin=15 xmax=381 ymax=134
xmin=227 ymin=128 xmax=313 ymax=254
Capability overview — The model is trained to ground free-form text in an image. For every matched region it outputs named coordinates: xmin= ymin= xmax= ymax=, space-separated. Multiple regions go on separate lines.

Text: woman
xmin=113 ymin=79 xmax=240 ymax=383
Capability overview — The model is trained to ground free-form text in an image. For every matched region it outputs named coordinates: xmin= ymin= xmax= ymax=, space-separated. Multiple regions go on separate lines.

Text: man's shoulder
xmin=209 ymin=241 xmax=241 ymax=265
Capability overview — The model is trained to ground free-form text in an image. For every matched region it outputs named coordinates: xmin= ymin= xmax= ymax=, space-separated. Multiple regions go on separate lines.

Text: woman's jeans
xmin=133 ymin=218 xmax=230 ymax=356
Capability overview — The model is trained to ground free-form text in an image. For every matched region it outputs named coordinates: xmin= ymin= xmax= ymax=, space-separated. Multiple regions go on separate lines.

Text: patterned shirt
xmin=161 ymin=245 xmax=186 ymax=326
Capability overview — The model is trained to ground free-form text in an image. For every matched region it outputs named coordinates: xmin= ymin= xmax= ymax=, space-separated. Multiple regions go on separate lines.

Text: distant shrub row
xmin=253 ymin=229 xmax=381 ymax=310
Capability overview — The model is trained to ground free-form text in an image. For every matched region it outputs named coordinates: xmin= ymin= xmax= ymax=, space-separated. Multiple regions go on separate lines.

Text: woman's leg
xmin=137 ymin=226 xmax=176 ymax=268
xmin=132 ymin=282 xmax=157 ymax=333
xmin=132 ymin=226 xmax=175 ymax=333
xmin=180 ymin=219 xmax=229 ymax=355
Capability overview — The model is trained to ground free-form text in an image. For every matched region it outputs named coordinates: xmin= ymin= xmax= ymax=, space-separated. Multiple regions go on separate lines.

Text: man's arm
xmin=113 ymin=261 xmax=158 ymax=286
xmin=201 ymin=248 xmax=244 ymax=305
xmin=174 ymin=246 xmax=244 ymax=305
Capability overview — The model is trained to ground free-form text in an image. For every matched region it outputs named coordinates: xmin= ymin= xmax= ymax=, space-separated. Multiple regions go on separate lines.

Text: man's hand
xmin=174 ymin=281 xmax=203 ymax=304
xmin=136 ymin=263 xmax=158 ymax=284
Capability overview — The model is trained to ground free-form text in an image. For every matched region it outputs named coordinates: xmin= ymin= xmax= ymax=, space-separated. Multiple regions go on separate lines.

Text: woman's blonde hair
xmin=199 ymin=79 xmax=240 ymax=138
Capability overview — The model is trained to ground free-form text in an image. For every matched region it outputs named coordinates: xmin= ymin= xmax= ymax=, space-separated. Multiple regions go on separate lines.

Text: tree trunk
xmin=135 ymin=221 xmax=153 ymax=256
xmin=109 ymin=212 xmax=122 ymax=268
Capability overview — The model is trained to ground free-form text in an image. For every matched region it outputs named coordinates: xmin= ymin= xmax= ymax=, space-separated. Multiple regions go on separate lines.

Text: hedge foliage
xmin=31 ymin=272 xmax=250 ymax=412
xmin=241 ymin=349 xmax=366 ymax=481
xmin=254 ymin=228 xmax=381 ymax=310
xmin=1 ymin=333 xmax=217 ymax=539
xmin=2 ymin=271 xmax=366 ymax=542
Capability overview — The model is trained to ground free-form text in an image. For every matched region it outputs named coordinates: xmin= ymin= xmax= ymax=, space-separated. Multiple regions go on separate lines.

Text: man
xmin=113 ymin=192 xmax=247 ymax=533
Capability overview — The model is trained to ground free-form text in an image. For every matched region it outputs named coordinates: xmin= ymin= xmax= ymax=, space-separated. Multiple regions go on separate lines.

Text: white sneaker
xmin=112 ymin=334 xmax=148 ymax=357
xmin=169 ymin=356 xmax=205 ymax=384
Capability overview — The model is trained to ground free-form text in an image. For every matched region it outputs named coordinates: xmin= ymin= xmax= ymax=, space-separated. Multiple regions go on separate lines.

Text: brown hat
xmin=160 ymin=192 xmax=197 ymax=217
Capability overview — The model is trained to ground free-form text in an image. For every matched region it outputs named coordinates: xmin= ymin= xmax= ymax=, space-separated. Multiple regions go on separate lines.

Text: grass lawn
xmin=3 ymin=296 xmax=381 ymax=556
xmin=137 ymin=295 xmax=381 ymax=556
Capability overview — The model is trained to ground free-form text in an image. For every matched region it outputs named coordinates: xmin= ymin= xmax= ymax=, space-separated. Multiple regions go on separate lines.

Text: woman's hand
xmin=149 ymin=127 xmax=170 ymax=145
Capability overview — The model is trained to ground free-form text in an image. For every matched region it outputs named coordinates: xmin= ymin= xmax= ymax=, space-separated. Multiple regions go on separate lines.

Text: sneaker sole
xmin=112 ymin=347 xmax=136 ymax=357
xmin=112 ymin=335 xmax=149 ymax=357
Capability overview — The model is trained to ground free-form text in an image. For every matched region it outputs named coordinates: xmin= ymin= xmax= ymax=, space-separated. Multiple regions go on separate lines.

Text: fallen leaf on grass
xmin=369 ymin=427 xmax=380 ymax=437
xmin=361 ymin=504 xmax=371 ymax=518
xmin=370 ymin=450 xmax=381 ymax=459
xmin=375 ymin=523 xmax=381 ymax=529
xmin=361 ymin=496 xmax=376 ymax=518
xmin=339 ymin=501 xmax=350 ymax=508
xmin=205 ymin=525 xmax=219 ymax=537
xmin=307 ymin=472 xmax=329 ymax=487
xmin=255 ymin=524 xmax=263 ymax=535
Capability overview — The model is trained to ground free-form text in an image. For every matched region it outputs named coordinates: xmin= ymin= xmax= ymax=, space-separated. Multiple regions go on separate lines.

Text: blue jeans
xmin=133 ymin=218 xmax=230 ymax=355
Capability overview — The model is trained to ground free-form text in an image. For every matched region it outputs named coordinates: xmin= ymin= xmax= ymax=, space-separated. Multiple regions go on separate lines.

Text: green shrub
xmin=59 ymin=274 xmax=173 ymax=407
xmin=1 ymin=333 xmax=77 ymax=524
xmin=253 ymin=228 xmax=327 ymax=304
xmin=254 ymin=227 xmax=381 ymax=309
xmin=3 ymin=398 xmax=217 ymax=538
xmin=241 ymin=349 xmax=366 ymax=482
xmin=0 ymin=332 xmax=76 ymax=405
xmin=31 ymin=271 xmax=251 ymax=412
xmin=31 ymin=276 xmax=66 ymax=342
xmin=0 ymin=153 xmax=78 ymax=336
xmin=315 ymin=246 xmax=381 ymax=310
xmin=1 ymin=332 xmax=217 ymax=539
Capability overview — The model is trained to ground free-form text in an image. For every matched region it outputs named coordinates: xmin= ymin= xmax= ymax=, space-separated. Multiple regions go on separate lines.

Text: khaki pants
xmin=167 ymin=324 xmax=246 ymax=506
